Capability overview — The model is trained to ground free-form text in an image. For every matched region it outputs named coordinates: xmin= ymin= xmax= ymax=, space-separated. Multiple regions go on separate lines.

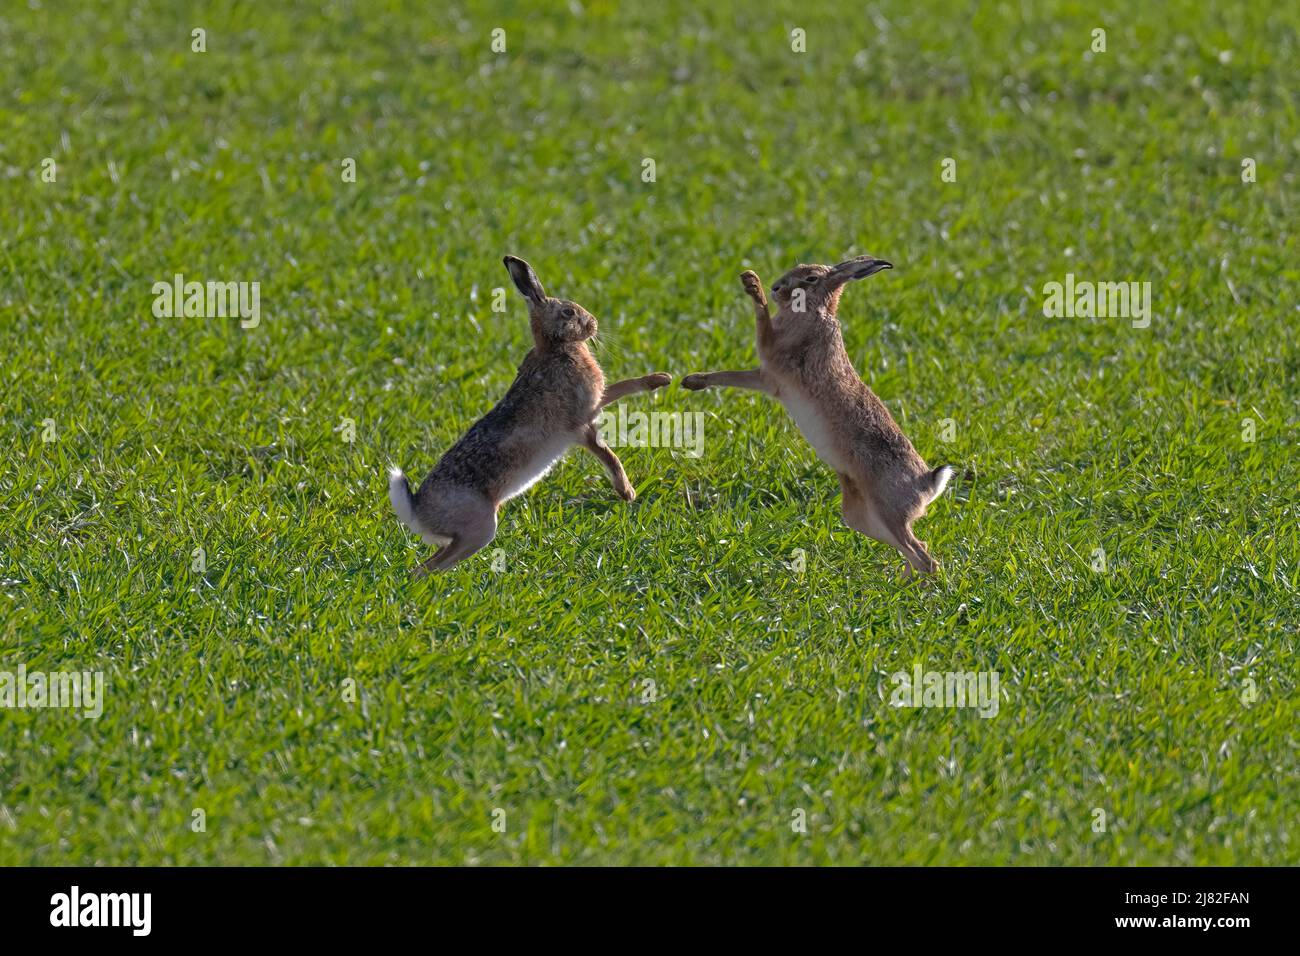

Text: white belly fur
xmin=498 ymin=432 xmax=575 ymax=502
xmin=779 ymin=388 xmax=846 ymax=471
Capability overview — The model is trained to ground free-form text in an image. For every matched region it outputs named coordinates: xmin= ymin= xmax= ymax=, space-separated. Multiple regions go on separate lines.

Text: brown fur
xmin=389 ymin=256 xmax=671 ymax=575
xmin=682 ymin=257 xmax=953 ymax=577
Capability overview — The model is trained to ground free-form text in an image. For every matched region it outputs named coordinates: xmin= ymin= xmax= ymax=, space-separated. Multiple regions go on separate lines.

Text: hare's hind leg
xmin=581 ymin=424 xmax=636 ymax=501
xmin=838 ymin=474 xmax=921 ymax=574
xmin=839 ymin=480 xmax=900 ymax=549
xmin=883 ymin=509 xmax=939 ymax=578
xmin=411 ymin=500 xmax=497 ymax=577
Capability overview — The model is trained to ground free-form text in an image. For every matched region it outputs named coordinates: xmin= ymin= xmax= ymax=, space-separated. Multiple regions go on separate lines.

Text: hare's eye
xmin=562 ymin=307 xmax=576 ymax=318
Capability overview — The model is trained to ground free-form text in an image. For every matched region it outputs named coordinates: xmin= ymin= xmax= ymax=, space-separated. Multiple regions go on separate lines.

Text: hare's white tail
xmin=388 ymin=467 xmax=420 ymax=533
xmin=924 ymin=465 xmax=955 ymax=503
xmin=389 ymin=467 xmax=454 ymax=547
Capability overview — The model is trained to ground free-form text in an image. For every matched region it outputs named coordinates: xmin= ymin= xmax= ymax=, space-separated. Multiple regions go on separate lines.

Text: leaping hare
xmin=682 ymin=256 xmax=953 ymax=576
xmin=389 ymin=255 xmax=671 ymax=576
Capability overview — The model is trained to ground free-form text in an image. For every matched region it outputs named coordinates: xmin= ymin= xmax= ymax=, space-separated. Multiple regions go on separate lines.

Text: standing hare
xmin=389 ymin=255 xmax=671 ymax=576
xmin=682 ymin=256 xmax=953 ymax=576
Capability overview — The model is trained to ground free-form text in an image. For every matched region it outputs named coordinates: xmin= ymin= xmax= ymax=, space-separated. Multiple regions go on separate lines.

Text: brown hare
xmin=682 ymin=256 xmax=953 ymax=576
xmin=389 ymin=255 xmax=671 ymax=576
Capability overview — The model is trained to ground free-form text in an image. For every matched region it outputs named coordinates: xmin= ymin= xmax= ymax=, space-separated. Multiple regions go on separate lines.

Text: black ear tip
xmin=854 ymin=258 xmax=893 ymax=278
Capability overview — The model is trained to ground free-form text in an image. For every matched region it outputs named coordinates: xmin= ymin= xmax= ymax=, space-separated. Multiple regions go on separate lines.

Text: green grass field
xmin=2 ymin=1 xmax=1297 ymax=865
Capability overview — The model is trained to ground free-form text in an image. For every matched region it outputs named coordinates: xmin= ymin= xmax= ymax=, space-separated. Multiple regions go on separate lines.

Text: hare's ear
xmin=828 ymin=255 xmax=893 ymax=283
xmin=503 ymin=255 xmax=546 ymax=305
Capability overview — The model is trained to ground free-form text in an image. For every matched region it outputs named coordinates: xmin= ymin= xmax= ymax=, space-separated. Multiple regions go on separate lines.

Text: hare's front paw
xmin=680 ymin=373 xmax=709 ymax=391
xmin=617 ymin=483 xmax=637 ymax=502
xmin=645 ymin=372 xmax=672 ymax=390
xmin=739 ymin=271 xmax=767 ymax=305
